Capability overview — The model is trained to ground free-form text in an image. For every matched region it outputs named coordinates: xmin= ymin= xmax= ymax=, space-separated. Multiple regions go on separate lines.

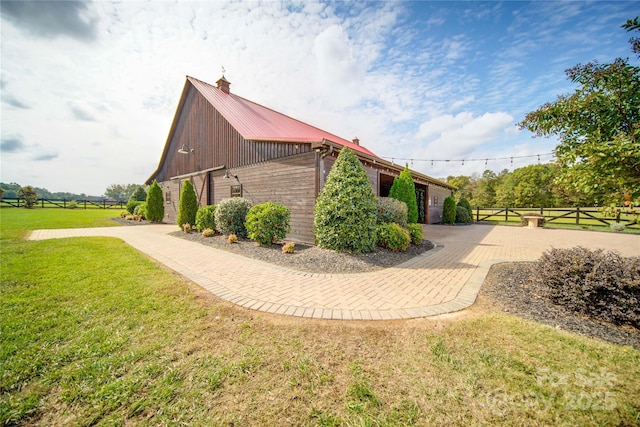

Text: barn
xmin=146 ymin=75 xmax=454 ymax=243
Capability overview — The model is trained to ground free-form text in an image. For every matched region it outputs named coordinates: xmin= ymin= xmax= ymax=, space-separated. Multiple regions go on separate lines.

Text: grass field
xmin=1 ymin=209 xmax=639 ymax=426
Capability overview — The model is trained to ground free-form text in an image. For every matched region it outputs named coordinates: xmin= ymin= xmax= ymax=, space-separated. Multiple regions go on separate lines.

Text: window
xmin=166 ymin=191 xmax=171 ymax=204
xmin=231 ymin=184 xmax=242 ymax=198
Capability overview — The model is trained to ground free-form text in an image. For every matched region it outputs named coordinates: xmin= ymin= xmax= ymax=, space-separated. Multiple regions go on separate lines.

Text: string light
xmin=380 ymin=152 xmax=553 ymax=165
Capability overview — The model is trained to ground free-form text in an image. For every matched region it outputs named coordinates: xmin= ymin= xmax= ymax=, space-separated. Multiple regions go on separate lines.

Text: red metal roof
xmin=187 ymin=76 xmax=377 ymax=157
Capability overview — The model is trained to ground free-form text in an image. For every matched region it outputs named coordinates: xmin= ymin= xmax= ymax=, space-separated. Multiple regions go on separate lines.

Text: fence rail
xmin=475 ymin=207 xmax=639 ymax=229
xmin=0 ymin=197 xmax=126 ymax=209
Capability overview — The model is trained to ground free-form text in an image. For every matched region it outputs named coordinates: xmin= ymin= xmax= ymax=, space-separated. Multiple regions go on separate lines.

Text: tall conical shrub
xmin=177 ymin=180 xmax=198 ymax=228
xmin=146 ymin=180 xmax=164 ymax=222
xmin=313 ymin=148 xmax=377 ymax=253
xmin=389 ymin=165 xmax=418 ymax=223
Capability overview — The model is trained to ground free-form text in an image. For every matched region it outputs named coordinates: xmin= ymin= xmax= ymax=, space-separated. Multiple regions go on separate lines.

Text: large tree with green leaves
xmin=389 ymin=165 xmax=418 ymax=224
xmin=519 ymin=20 xmax=640 ymax=204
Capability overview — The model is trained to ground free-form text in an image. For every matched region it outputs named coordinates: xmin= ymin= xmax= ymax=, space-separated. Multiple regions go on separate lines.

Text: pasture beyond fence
xmin=475 ymin=207 xmax=639 ymax=229
xmin=0 ymin=197 xmax=126 ymax=210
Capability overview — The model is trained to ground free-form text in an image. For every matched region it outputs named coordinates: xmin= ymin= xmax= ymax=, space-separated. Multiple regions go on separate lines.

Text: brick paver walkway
xmin=28 ymin=224 xmax=639 ymax=320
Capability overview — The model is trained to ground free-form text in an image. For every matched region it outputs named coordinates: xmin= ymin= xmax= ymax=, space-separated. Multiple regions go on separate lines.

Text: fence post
xmin=540 ymin=206 xmax=543 ymax=216
xmin=616 ymin=210 xmax=620 ymax=223
xmin=17 ymin=197 xmax=21 ymax=208
xmin=41 ymin=198 xmax=44 ymax=208
xmin=505 ymin=207 xmax=509 ymax=222
xmin=576 ymin=206 xmax=580 ymax=225
xmin=84 ymin=199 xmax=87 ymax=209
xmin=476 ymin=207 xmax=479 ymax=222
xmin=64 ymin=199 xmax=67 ymax=209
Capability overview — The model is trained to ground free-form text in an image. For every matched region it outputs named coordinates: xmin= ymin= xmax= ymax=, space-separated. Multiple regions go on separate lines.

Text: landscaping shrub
xmin=177 ymin=180 xmax=198 ymax=228
xmin=457 ymin=197 xmax=472 ymax=218
xmin=520 ymin=212 xmax=545 ymax=227
xmin=134 ymin=202 xmax=147 ymax=219
xmin=375 ymin=197 xmax=408 ymax=227
xmin=227 ymin=233 xmax=238 ymax=243
xmin=68 ymin=200 xmax=78 ymax=209
xmin=314 ymin=148 xmax=377 ymax=253
xmin=442 ymin=196 xmax=456 ymax=224
xmin=376 ymin=223 xmax=411 ymax=252
xmin=215 ymin=197 xmax=252 ymax=238
xmin=129 ymin=186 xmax=147 ymax=202
xmin=533 ymin=247 xmax=640 ymax=327
xmin=389 ymin=166 xmax=418 ymax=224
xmin=455 ymin=206 xmax=472 ymax=224
xmin=282 ymin=242 xmax=295 ymax=254
xmin=182 ymin=223 xmax=192 ymax=233
xmin=196 ymin=205 xmax=217 ymax=233
xmin=126 ymin=200 xmax=143 ymax=214
xmin=246 ymin=202 xmax=291 ymax=246
xmin=406 ymin=223 xmax=423 ymax=244
xmin=202 ymin=228 xmax=215 ymax=237
xmin=145 ymin=180 xmax=164 ymax=222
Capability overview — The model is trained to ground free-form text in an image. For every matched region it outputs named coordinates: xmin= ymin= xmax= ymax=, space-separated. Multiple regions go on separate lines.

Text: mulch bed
xmin=170 ymin=230 xmax=435 ymax=274
xmin=477 ymin=262 xmax=640 ymax=348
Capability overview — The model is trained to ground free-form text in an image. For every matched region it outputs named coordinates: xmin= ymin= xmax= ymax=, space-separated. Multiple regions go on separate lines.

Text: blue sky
xmin=1 ymin=0 xmax=637 ymax=195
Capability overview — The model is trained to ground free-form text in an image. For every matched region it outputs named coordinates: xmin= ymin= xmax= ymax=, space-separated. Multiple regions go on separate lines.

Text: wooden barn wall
xmin=211 ymin=152 xmax=317 ymax=243
xmin=428 ymin=185 xmax=453 ymax=224
xmin=154 ymin=86 xmax=311 ymax=182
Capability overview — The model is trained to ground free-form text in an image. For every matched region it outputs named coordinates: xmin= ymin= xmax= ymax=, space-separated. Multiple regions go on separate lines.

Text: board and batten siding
xmin=153 ymin=85 xmax=311 ymax=183
xmin=210 ymin=152 xmax=318 ymax=243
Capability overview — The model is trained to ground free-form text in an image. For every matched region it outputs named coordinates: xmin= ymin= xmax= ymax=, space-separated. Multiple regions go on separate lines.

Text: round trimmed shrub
xmin=177 ymin=180 xmax=198 ymax=228
xmin=314 ymin=148 xmax=377 ymax=253
xmin=246 ymin=202 xmax=291 ymax=246
xmin=455 ymin=206 xmax=472 ymax=224
xmin=196 ymin=205 xmax=217 ymax=233
xmin=134 ymin=202 xmax=147 ymax=219
xmin=376 ymin=197 xmax=408 ymax=227
xmin=146 ymin=180 xmax=164 ymax=222
xmin=376 ymin=223 xmax=411 ymax=252
xmin=126 ymin=199 xmax=143 ymax=214
xmin=215 ymin=197 xmax=252 ymax=238
xmin=442 ymin=196 xmax=456 ymax=225
xmin=406 ymin=223 xmax=423 ymax=244
xmin=457 ymin=197 xmax=472 ymax=218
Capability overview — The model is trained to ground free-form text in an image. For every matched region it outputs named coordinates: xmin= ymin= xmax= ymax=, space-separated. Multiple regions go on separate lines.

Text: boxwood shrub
xmin=246 ymin=202 xmax=291 ymax=246
xmin=406 ymin=223 xmax=423 ymax=244
xmin=215 ymin=197 xmax=252 ymax=238
xmin=376 ymin=223 xmax=411 ymax=252
xmin=126 ymin=200 xmax=143 ymax=214
xmin=533 ymin=247 xmax=640 ymax=327
xmin=457 ymin=197 xmax=472 ymax=218
xmin=196 ymin=205 xmax=217 ymax=233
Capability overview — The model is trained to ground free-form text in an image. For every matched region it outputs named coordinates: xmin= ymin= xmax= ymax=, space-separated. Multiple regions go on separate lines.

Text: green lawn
xmin=1 ymin=209 xmax=639 ymax=426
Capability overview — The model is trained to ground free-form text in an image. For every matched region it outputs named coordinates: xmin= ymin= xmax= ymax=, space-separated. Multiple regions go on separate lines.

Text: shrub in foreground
xmin=455 ymin=206 xmax=472 ymax=224
xmin=177 ymin=180 xmax=198 ymax=228
xmin=533 ymin=247 xmax=640 ymax=327
xmin=134 ymin=202 xmax=147 ymax=219
xmin=376 ymin=197 xmax=408 ymax=227
xmin=215 ymin=197 xmax=252 ymax=238
xmin=376 ymin=223 xmax=411 ymax=252
xmin=126 ymin=200 xmax=143 ymax=214
xmin=196 ymin=205 xmax=217 ymax=233
xmin=314 ymin=148 xmax=377 ymax=253
xmin=406 ymin=223 xmax=423 ymax=244
xmin=442 ymin=196 xmax=456 ymax=225
xmin=246 ymin=202 xmax=291 ymax=246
